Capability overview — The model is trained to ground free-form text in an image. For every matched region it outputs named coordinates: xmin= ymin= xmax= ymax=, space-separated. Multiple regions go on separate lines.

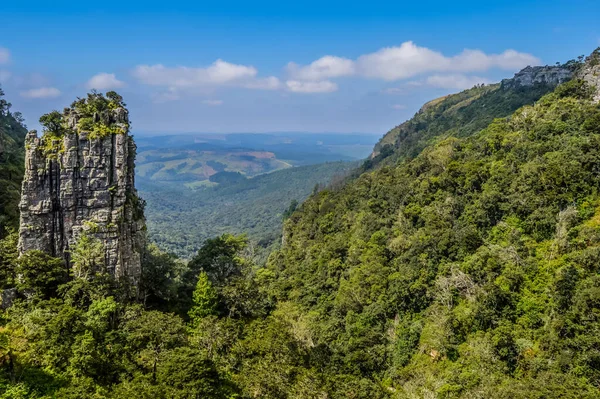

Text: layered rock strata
xmin=18 ymin=95 xmax=145 ymax=284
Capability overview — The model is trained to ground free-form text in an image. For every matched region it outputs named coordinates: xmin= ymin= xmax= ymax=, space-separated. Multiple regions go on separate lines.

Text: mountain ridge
xmin=369 ymin=62 xmax=576 ymax=168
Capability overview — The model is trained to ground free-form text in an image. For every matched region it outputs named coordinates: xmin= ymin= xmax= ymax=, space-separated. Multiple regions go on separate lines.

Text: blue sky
xmin=0 ymin=1 xmax=599 ymax=135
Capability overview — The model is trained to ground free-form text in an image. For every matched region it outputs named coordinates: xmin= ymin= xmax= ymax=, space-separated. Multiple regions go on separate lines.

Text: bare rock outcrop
xmin=18 ymin=93 xmax=146 ymax=284
xmin=578 ymin=48 xmax=600 ymax=102
xmin=502 ymin=65 xmax=573 ymax=88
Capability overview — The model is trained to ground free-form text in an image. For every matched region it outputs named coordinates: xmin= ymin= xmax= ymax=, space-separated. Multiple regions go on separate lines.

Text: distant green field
xmin=136 ymin=147 xmax=292 ymax=183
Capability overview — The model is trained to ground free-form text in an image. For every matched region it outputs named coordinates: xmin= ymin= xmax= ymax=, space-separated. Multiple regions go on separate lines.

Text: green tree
xmin=140 ymin=244 xmax=183 ymax=308
xmin=70 ymin=233 xmax=106 ymax=280
xmin=123 ymin=307 xmax=186 ymax=381
xmin=282 ymin=199 xmax=298 ymax=220
xmin=16 ymin=250 xmax=67 ymax=299
xmin=187 ymin=233 xmax=248 ymax=286
xmin=156 ymin=347 xmax=224 ymax=399
xmin=38 ymin=110 xmax=65 ymax=135
xmin=0 ymin=230 xmax=18 ymax=288
xmin=188 ymin=272 xmax=218 ymax=325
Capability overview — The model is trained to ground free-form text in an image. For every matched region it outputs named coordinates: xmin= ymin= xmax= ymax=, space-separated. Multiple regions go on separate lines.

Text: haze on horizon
xmin=1 ymin=0 xmax=598 ymax=135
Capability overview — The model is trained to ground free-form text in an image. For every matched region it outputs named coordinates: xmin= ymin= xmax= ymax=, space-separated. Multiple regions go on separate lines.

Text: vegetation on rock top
xmin=37 ymin=91 xmax=130 ymax=158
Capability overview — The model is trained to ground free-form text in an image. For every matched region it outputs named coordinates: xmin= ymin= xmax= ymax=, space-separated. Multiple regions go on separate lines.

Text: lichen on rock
xmin=18 ymin=91 xmax=146 ymax=285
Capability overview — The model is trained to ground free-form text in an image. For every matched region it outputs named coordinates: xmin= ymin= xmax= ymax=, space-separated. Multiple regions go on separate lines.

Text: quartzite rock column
xmin=18 ymin=94 xmax=146 ymax=285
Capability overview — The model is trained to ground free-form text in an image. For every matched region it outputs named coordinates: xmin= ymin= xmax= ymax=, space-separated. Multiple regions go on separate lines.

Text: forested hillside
xmin=367 ymin=63 xmax=576 ymax=172
xmin=0 ymin=51 xmax=599 ymax=398
xmin=264 ymin=59 xmax=600 ymax=396
xmin=140 ymin=161 xmax=357 ymax=258
xmin=0 ymin=86 xmax=27 ymax=237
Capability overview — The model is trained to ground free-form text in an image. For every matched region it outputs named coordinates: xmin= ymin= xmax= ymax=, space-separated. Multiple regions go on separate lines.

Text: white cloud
xmin=131 ymin=42 xmax=538 ymax=97
xmin=424 ymin=74 xmax=490 ymax=89
xmin=356 ymin=42 xmax=448 ymax=80
xmin=132 ymin=59 xmax=279 ymax=93
xmin=0 ymin=48 xmax=9 ymax=64
xmin=289 ymin=41 xmax=539 ymax=83
xmin=20 ymin=87 xmax=61 ymax=99
xmin=86 ymin=73 xmax=125 ymax=90
xmin=286 ymin=56 xmax=354 ymax=81
xmin=446 ymin=49 xmax=540 ymax=72
xmin=202 ymin=99 xmax=224 ymax=106
xmin=356 ymin=42 xmax=539 ymax=81
xmin=391 ymin=104 xmax=406 ymax=110
xmin=285 ymin=80 xmax=338 ymax=93
xmin=241 ymin=76 xmax=281 ymax=90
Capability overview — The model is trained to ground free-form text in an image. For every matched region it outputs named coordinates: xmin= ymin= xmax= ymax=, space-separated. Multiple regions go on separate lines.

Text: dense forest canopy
xmin=0 ymin=49 xmax=599 ymax=398
xmin=266 ymin=76 xmax=600 ymax=397
xmin=0 ymin=85 xmax=27 ymax=238
xmin=140 ymin=161 xmax=358 ymax=258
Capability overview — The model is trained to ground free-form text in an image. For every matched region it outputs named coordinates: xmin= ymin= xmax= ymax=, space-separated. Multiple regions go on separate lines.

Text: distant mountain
xmin=135 ymin=132 xmax=378 ymax=189
xmin=136 ymin=147 xmax=292 ymax=187
xmin=135 ymin=132 xmax=378 ymax=183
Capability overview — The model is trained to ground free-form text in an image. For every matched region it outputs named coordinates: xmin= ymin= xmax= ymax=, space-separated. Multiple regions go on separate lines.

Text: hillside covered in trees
xmin=367 ymin=62 xmax=577 ymax=172
xmin=0 ymin=49 xmax=599 ymax=398
xmin=0 ymin=87 xmax=27 ymax=237
xmin=140 ymin=161 xmax=358 ymax=258
xmin=266 ymin=73 xmax=600 ymax=397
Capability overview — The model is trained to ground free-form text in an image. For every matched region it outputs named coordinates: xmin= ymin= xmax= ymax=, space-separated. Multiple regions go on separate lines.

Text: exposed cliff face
xmin=578 ymin=48 xmax=600 ymax=102
xmin=501 ymin=65 xmax=572 ymax=88
xmin=18 ymin=94 xmax=145 ymax=284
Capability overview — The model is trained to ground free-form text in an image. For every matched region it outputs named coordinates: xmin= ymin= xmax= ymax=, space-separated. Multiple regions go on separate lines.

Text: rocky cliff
xmin=501 ymin=65 xmax=572 ymax=88
xmin=578 ymin=48 xmax=600 ymax=102
xmin=18 ymin=92 xmax=145 ymax=284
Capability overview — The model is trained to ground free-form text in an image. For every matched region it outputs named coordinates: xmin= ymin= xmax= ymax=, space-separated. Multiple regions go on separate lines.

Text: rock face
xmin=579 ymin=48 xmax=600 ymax=102
xmin=18 ymin=97 xmax=145 ymax=284
xmin=502 ymin=65 xmax=573 ymax=88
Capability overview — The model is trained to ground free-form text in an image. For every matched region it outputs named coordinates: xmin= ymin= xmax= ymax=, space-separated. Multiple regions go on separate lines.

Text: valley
xmin=135 ymin=132 xmax=376 ymax=257
xmin=0 ymin=5 xmax=599 ymax=396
